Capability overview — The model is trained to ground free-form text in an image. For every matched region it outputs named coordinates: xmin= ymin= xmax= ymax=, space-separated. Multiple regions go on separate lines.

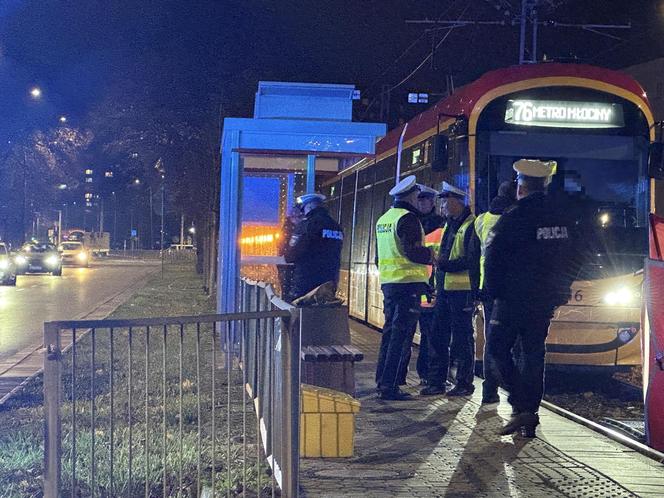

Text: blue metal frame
xmin=218 ymin=82 xmax=386 ymax=313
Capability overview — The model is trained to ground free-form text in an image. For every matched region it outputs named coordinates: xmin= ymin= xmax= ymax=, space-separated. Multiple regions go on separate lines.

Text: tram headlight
xmin=77 ymin=251 xmax=88 ymax=262
xmin=0 ymin=260 xmax=8 ymax=270
xmin=15 ymin=255 xmax=27 ymax=266
xmin=604 ymin=287 xmax=634 ymax=306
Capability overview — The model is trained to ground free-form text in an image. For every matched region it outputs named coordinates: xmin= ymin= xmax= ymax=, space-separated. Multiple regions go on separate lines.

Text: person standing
xmin=415 ymin=185 xmax=445 ymax=383
xmin=283 ymin=193 xmax=343 ymax=302
xmin=468 ymin=181 xmax=516 ymax=404
xmin=422 ymin=182 xmax=477 ymax=397
xmin=417 ymin=185 xmax=445 ymax=234
xmin=277 ymin=205 xmax=305 ymax=299
xmin=484 ymin=159 xmax=577 ymax=437
xmin=375 ymin=176 xmax=433 ymax=400
xmin=397 ymin=185 xmax=445 ymax=385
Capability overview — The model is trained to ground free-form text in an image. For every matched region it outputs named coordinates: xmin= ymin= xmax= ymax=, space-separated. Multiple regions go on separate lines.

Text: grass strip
xmin=0 ymin=262 xmax=272 ymax=497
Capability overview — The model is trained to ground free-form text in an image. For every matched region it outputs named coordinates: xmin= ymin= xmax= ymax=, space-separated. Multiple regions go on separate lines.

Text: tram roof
xmin=349 ymin=63 xmax=650 ymax=176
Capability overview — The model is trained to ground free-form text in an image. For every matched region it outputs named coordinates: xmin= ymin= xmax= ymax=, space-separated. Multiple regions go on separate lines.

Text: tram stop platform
xmin=299 ymin=320 xmax=664 ymax=498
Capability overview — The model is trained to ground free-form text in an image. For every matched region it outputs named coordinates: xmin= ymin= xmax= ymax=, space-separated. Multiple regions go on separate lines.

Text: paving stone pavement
xmin=299 ymin=320 xmax=664 ymax=498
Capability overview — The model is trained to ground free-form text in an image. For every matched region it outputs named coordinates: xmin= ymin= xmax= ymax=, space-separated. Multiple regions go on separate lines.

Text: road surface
xmin=0 ymin=258 xmax=158 ymax=363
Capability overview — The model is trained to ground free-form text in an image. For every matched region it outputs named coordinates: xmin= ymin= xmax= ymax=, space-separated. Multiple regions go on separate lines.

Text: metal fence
xmin=44 ymin=280 xmax=301 ymax=497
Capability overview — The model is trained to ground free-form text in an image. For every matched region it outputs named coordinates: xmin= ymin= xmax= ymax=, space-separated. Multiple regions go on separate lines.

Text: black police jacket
xmin=283 ymin=206 xmax=343 ymax=299
xmin=483 ymin=192 xmax=579 ymax=314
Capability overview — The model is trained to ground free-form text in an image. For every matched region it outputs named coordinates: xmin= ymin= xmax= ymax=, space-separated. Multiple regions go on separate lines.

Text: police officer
xmin=283 ymin=193 xmax=343 ymax=302
xmin=417 ymin=185 xmax=445 ymax=234
xmin=484 ymin=159 xmax=577 ymax=437
xmin=422 ymin=182 xmax=477 ymax=397
xmin=468 ymin=181 xmax=515 ymax=404
xmin=397 ymin=185 xmax=445 ymax=386
xmin=375 ymin=176 xmax=433 ymax=400
xmin=277 ymin=206 xmax=305 ymax=300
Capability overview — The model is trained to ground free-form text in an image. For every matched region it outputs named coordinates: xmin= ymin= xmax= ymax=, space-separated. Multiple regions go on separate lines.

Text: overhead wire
xmin=388 ymin=2 xmax=470 ymax=94
xmin=360 ymin=0 xmax=466 ymax=119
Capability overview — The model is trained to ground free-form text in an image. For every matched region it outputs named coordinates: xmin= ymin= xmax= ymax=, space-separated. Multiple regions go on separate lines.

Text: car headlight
xmin=46 ymin=255 xmax=59 ymax=267
xmin=77 ymin=252 xmax=88 ymax=262
xmin=604 ymin=287 xmax=635 ymax=306
xmin=15 ymin=255 xmax=27 ymax=265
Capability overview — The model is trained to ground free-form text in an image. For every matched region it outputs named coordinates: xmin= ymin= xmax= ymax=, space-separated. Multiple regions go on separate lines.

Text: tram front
xmin=473 ymin=83 xmax=654 ymax=368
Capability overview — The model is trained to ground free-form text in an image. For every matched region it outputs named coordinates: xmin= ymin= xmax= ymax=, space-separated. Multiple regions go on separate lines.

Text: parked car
xmin=14 ymin=242 xmax=62 ymax=276
xmin=58 ymin=241 xmax=90 ymax=267
xmin=0 ymin=242 xmax=17 ymax=285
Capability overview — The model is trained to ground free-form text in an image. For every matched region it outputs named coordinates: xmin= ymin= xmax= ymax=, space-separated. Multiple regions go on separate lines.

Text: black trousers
xmin=376 ymin=284 xmax=422 ymax=390
xmin=426 ymin=291 xmax=475 ymax=389
xmin=396 ymin=306 xmax=433 ymax=384
xmin=487 ymin=301 xmax=553 ymax=413
xmin=416 ymin=309 xmax=433 ymax=379
xmin=481 ymin=299 xmax=499 ymax=398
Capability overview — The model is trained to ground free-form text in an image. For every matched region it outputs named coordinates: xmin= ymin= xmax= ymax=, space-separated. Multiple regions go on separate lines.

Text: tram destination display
xmin=505 ymin=99 xmax=624 ymax=129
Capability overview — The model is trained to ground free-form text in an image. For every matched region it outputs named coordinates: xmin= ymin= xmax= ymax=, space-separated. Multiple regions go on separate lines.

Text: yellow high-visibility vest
xmin=375 ymin=208 xmax=429 ymax=285
xmin=474 ymin=211 xmax=501 ymax=290
xmin=443 ymin=214 xmax=476 ymax=291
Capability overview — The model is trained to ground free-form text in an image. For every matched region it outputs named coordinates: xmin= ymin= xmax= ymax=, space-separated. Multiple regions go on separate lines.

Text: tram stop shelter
xmin=218 ymin=82 xmax=386 ymax=312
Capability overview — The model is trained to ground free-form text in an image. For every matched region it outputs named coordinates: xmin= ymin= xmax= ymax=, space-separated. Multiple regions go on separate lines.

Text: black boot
xmin=378 ymin=388 xmax=413 ymax=401
xmin=446 ymin=384 xmax=475 ymax=397
xmin=420 ymin=384 xmax=446 ymax=396
xmin=500 ymin=412 xmax=539 ymax=436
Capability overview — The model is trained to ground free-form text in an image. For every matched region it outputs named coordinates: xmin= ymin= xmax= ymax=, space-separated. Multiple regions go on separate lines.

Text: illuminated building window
xmin=85 ymin=169 xmax=93 ymax=175
xmin=105 ymin=171 xmax=114 ymax=178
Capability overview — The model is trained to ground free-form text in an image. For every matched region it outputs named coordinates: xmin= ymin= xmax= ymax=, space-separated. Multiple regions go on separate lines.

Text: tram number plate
xmin=574 ymin=290 xmax=583 ymax=302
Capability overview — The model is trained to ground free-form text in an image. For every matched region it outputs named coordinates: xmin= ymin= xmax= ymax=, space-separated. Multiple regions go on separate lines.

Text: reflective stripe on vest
xmin=443 ymin=214 xmax=476 ymax=291
xmin=421 ymin=227 xmax=444 ymax=306
xmin=474 ymin=211 xmax=501 ymax=290
xmin=376 ymin=208 xmax=429 ymax=285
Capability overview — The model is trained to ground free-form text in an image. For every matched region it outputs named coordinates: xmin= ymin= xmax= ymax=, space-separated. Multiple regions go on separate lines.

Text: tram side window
xmin=369 ymin=179 xmax=392 ymax=264
xmin=448 ymin=136 xmax=470 ymax=194
xmin=410 ymin=144 xmax=424 ymax=168
xmin=338 ymin=174 xmax=357 ymax=266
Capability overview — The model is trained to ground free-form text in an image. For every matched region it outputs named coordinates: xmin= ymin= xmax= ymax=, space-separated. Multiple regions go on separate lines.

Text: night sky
xmin=3 ymin=0 xmax=664 ymax=135
xmin=2 ymin=0 xmax=664 ymax=230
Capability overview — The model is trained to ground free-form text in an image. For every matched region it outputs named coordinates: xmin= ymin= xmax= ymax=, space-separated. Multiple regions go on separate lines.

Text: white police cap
xmin=296 ymin=193 xmax=326 ymax=206
xmin=513 ymin=159 xmax=557 ymax=181
xmin=389 ymin=175 xmax=419 ymax=197
xmin=438 ymin=181 xmax=467 ymax=198
xmin=417 ymin=184 xmax=438 ymax=198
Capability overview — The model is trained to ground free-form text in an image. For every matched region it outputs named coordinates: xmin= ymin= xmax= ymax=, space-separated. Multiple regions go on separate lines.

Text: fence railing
xmin=43 ymin=281 xmax=301 ymax=497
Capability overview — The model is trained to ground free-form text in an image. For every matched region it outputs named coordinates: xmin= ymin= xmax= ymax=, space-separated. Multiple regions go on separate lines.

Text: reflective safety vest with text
xmin=376 ymin=208 xmax=429 ymax=285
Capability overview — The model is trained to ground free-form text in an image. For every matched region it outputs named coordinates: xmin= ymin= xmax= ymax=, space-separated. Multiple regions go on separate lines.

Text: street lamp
xmin=29 ymin=87 xmax=42 ymax=99
xmin=58 ymin=116 xmax=67 ymax=123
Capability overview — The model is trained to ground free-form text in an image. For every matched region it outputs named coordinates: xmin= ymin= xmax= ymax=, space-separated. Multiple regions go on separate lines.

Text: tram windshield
xmin=485 ymin=153 xmax=649 ymax=280
xmin=552 ymin=158 xmax=648 ymax=280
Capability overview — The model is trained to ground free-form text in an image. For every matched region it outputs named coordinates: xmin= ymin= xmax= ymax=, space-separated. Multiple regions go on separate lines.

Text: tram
xmin=322 ymin=63 xmax=658 ymax=368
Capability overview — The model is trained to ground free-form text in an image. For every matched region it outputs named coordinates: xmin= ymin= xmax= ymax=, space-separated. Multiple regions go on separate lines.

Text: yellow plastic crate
xmin=300 ymin=383 xmax=361 ymax=458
